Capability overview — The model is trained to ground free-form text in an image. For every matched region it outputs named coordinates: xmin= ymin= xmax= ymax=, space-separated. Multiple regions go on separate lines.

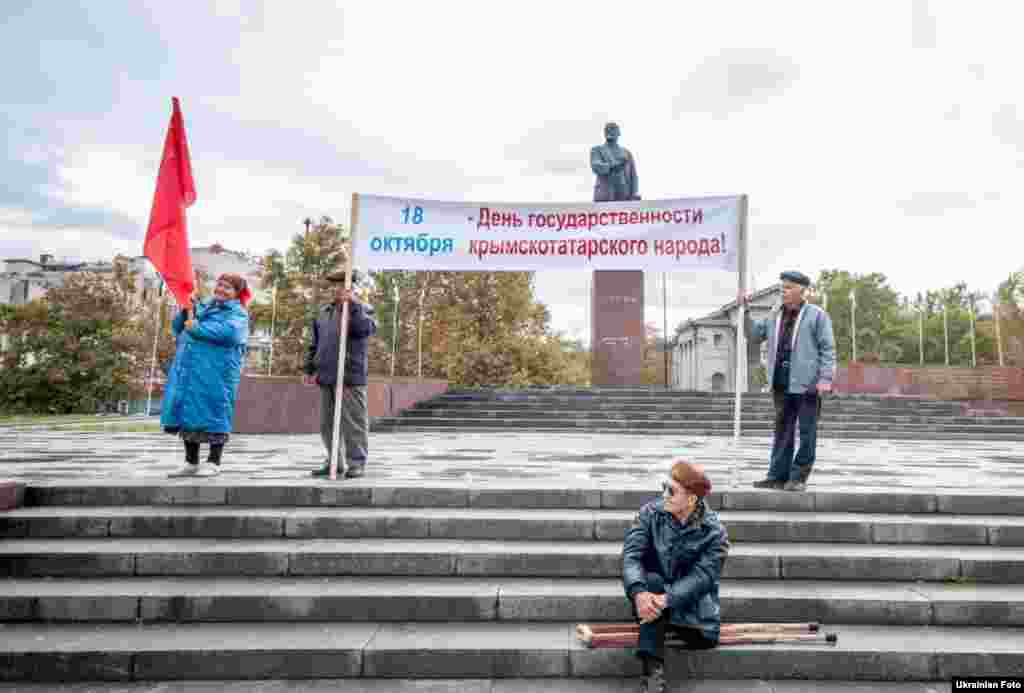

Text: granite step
xmin=0 ymin=679 xmax=959 ymax=693
xmin=379 ymin=415 xmax=1024 ymax=434
xmin=404 ymin=408 xmax=1023 ymax=425
xmin=5 ymin=506 xmax=1024 ymax=546
xmin=3 ymin=576 xmax=1023 ymax=627
xmin=22 ymin=483 xmax=1024 ymax=515
xmin=2 ymin=537 xmax=1022 ymax=582
xmin=371 ymin=421 xmax=1024 ymax=441
xmin=0 ymin=621 xmax=1019 ymax=681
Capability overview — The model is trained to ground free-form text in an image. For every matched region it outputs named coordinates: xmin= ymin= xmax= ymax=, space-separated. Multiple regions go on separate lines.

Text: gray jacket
xmin=746 ymin=303 xmax=836 ymax=394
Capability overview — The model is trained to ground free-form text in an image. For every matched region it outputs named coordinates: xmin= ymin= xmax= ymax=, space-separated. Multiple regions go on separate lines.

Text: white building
xmin=0 ymin=254 xmax=162 ymax=307
xmin=672 ymin=284 xmax=783 ymax=393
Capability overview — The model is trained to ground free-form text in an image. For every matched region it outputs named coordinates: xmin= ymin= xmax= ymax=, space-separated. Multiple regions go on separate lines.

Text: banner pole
xmin=733 ymin=195 xmax=749 ymax=447
xmin=329 ymin=194 xmax=358 ymax=481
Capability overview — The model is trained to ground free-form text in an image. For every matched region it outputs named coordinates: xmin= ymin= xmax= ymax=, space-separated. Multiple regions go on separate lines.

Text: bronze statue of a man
xmin=591 ymin=122 xmax=640 ymax=202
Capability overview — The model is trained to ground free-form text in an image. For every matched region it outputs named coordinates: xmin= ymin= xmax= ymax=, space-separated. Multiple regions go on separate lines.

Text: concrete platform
xmin=6 ymin=428 xmax=1024 ymax=496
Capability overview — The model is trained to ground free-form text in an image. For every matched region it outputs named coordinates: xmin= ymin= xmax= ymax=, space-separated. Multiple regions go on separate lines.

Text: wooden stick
xmin=584 ymin=631 xmax=838 ymax=649
xmin=328 ymin=192 xmax=359 ymax=481
xmin=580 ymin=622 xmax=819 ymax=639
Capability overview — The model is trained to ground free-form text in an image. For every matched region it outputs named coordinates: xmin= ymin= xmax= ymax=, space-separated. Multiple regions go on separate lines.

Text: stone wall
xmin=233 ymin=376 xmax=448 ymax=434
xmin=837 ymin=363 xmax=1024 ymax=401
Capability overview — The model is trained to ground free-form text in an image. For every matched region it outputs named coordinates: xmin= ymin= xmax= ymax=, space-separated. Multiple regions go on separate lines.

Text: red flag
xmin=143 ymin=97 xmax=197 ymax=307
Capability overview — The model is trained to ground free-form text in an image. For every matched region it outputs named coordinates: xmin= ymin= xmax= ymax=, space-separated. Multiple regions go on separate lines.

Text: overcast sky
xmin=3 ymin=1 xmax=1022 ymax=343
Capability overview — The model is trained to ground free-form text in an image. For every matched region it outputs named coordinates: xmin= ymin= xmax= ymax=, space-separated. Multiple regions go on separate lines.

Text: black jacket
xmin=304 ymin=301 xmax=377 ymax=387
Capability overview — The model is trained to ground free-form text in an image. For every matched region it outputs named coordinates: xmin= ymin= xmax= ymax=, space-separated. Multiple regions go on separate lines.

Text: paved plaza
xmin=3 ymin=422 xmax=1024 ymax=493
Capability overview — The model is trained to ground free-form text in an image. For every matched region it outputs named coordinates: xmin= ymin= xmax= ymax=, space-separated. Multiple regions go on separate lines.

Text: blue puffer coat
xmin=622 ymin=498 xmax=730 ymax=642
xmin=160 ymin=299 xmax=249 ymax=434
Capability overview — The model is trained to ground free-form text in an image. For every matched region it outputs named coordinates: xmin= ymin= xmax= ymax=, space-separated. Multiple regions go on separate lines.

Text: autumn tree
xmin=248 ymin=217 xmax=350 ymax=376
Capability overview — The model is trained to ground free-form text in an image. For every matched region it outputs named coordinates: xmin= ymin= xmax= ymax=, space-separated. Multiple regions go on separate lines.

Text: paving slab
xmin=7 ymin=429 xmax=1024 ymax=499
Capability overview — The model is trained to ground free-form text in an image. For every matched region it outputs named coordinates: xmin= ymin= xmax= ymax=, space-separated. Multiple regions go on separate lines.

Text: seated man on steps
xmin=622 ymin=460 xmax=730 ymax=693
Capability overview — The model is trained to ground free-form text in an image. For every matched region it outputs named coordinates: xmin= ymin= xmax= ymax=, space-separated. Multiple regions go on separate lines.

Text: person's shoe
xmin=167 ymin=463 xmax=199 ymax=478
xmin=752 ymin=478 xmax=784 ymax=490
xmin=783 ymin=480 xmax=807 ymax=492
xmin=310 ymin=461 xmax=332 ymax=478
xmin=193 ymin=461 xmax=221 ymax=478
xmin=639 ymin=657 xmax=666 ymax=693
xmin=344 ymin=465 xmax=365 ymax=479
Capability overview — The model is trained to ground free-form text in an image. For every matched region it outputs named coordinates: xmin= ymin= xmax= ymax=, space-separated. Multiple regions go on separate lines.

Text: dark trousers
xmin=767 ymin=388 xmax=821 ymax=483
xmin=633 ymin=574 xmax=716 ymax=660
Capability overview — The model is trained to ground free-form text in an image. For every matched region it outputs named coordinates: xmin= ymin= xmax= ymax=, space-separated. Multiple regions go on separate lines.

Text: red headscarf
xmin=218 ymin=273 xmax=252 ymax=307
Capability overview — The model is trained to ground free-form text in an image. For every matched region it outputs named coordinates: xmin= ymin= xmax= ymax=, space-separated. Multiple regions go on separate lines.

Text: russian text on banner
xmin=353 ymin=195 xmax=741 ymax=272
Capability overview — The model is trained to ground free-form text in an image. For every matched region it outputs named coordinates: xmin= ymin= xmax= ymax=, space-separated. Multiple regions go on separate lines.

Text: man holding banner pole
xmin=303 ymin=263 xmax=377 ymax=479
xmin=740 ymin=272 xmax=836 ymax=492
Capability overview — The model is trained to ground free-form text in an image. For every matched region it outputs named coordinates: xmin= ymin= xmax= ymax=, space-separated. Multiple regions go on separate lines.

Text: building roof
xmin=675 ymin=284 xmax=782 ymax=335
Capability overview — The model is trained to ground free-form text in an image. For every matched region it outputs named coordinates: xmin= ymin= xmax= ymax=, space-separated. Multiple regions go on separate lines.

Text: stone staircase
xmin=372 ymin=388 xmax=1024 ymax=441
xmin=2 ymin=480 xmax=1024 ymax=686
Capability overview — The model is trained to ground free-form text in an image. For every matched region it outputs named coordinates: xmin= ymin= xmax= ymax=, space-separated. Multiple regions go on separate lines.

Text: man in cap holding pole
xmin=303 ymin=270 xmax=378 ymax=478
xmin=740 ymin=271 xmax=836 ymax=492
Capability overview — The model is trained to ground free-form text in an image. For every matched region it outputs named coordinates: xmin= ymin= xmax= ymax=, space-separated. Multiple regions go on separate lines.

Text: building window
xmin=713 ymin=333 xmax=722 ymax=348
xmin=712 ymin=372 xmax=726 ymax=393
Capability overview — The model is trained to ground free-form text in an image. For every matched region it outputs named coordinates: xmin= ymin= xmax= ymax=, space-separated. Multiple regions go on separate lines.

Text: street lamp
xmin=969 ymin=300 xmax=977 ymax=368
xmin=917 ymin=302 xmax=924 ymax=366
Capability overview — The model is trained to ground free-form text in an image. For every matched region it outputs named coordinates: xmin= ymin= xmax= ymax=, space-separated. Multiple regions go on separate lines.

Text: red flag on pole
xmin=143 ymin=97 xmax=197 ymax=307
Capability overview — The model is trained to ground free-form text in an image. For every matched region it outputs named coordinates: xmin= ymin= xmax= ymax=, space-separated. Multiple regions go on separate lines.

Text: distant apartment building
xmin=0 ymin=244 xmax=272 ymax=372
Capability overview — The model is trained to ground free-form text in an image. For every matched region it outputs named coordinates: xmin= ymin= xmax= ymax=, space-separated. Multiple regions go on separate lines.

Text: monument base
xmin=590 ymin=270 xmax=644 ymax=386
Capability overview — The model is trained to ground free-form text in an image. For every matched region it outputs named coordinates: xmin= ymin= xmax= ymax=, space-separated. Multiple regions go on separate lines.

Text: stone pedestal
xmin=590 ymin=270 xmax=644 ymax=386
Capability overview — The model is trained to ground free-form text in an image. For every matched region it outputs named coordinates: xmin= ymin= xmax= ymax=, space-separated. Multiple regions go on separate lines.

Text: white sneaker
xmin=193 ymin=462 xmax=221 ymax=477
xmin=168 ymin=464 xmax=199 ymax=478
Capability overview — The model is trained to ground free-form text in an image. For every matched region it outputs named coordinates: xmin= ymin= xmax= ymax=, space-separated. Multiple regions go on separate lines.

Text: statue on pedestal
xmin=588 ymin=121 xmax=644 ymax=386
xmin=591 ymin=122 xmax=640 ymax=202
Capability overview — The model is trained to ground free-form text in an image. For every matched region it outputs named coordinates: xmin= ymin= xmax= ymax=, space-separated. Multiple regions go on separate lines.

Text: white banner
xmin=354 ymin=194 xmax=742 ymax=272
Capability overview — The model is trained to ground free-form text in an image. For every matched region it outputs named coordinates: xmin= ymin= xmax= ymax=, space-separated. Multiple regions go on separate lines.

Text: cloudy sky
xmin=3 ymin=1 xmax=1022 ymax=343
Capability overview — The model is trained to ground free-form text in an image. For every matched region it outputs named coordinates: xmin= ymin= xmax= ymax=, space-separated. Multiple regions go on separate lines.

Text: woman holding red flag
xmin=163 ymin=273 xmax=251 ymax=477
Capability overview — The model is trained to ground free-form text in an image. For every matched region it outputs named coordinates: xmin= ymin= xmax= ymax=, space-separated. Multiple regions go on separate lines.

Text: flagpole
xmin=918 ymin=303 xmax=924 ymax=366
xmin=995 ymin=293 xmax=1005 ymax=367
xmin=969 ymin=303 xmax=977 ymax=368
xmin=267 ymin=284 xmax=278 ymax=376
xmin=850 ymin=290 xmax=857 ymax=362
xmin=329 ymin=193 xmax=358 ymax=481
xmin=391 ymin=283 xmax=399 ymax=377
xmin=146 ymin=279 xmax=164 ymax=417
xmin=943 ymin=304 xmax=950 ymax=367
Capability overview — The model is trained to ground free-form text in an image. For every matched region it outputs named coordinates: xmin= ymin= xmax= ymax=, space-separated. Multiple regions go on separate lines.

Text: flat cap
xmin=780 ymin=271 xmax=811 ymax=287
xmin=325 ymin=269 xmax=361 ymax=284
xmin=671 ymin=459 xmax=712 ymax=497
